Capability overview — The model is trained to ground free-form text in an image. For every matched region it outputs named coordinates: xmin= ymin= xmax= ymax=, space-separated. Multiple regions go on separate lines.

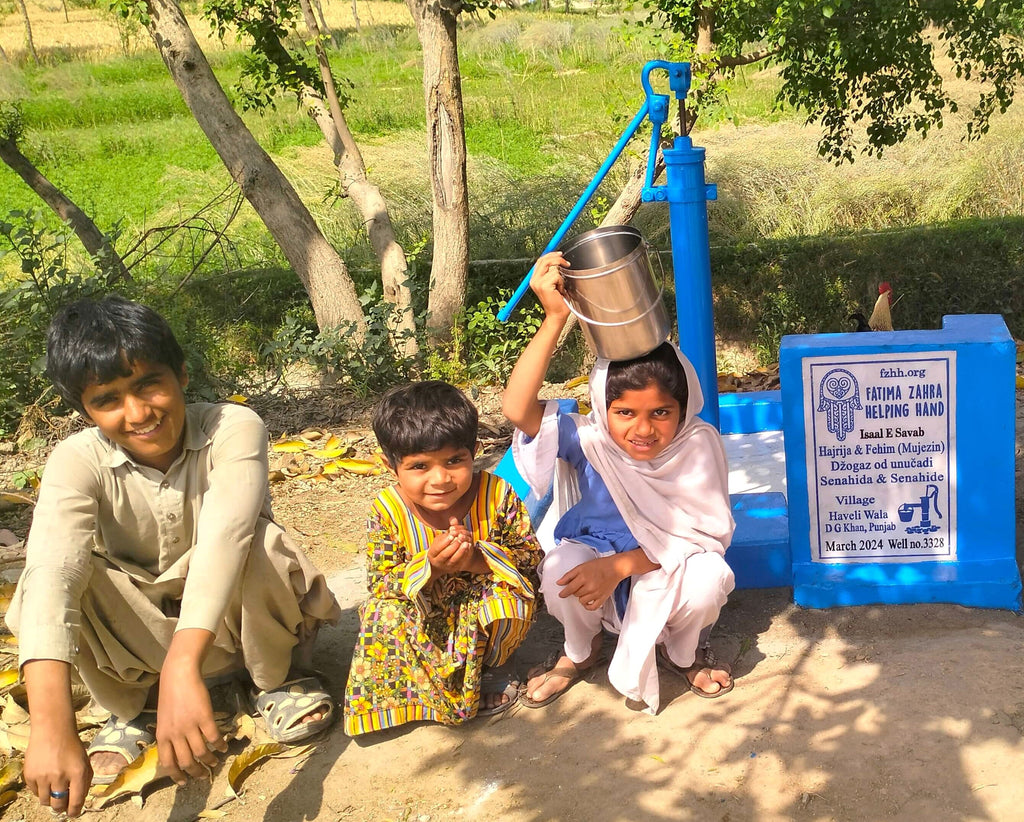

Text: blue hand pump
xmin=497 ymin=60 xmax=721 ymax=427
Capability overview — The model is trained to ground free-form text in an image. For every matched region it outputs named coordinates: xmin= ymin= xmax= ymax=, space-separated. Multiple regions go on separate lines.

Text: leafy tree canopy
xmin=641 ymin=0 xmax=1024 ymax=161
xmin=0 ymin=101 xmax=24 ymax=144
xmin=203 ymin=0 xmax=328 ymax=111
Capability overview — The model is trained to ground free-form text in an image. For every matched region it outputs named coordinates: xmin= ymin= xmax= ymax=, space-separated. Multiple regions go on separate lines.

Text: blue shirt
xmin=551 ymin=414 xmax=636 ymax=615
xmin=553 ymin=414 xmax=638 ymax=554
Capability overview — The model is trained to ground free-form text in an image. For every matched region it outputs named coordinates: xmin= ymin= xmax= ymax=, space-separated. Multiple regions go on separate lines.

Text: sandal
xmin=252 ymin=675 xmax=335 ymax=743
xmin=520 ymin=651 xmax=605 ymax=709
xmin=658 ymin=645 xmax=734 ymax=699
xmin=87 ymin=711 xmax=157 ymax=786
xmin=477 ymin=667 xmax=520 ymax=717
xmin=519 ymin=664 xmax=582 ymax=709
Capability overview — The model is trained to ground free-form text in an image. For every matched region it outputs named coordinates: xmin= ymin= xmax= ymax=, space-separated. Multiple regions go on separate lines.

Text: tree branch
xmin=718 ymin=47 xmax=780 ymax=68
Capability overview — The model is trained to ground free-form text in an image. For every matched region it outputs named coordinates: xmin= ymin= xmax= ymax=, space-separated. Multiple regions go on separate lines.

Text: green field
xmin=1 ymin=3 xmax=1023 ymax=423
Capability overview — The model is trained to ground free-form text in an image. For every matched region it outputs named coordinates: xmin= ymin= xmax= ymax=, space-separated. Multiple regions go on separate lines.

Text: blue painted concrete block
xmin=780 ymin=315 xmax=1021 ymax=611
xmin=728 ymin=491 xmax=791 ymax=589
xmin=719 ymin=390 xmax=783 ymax=434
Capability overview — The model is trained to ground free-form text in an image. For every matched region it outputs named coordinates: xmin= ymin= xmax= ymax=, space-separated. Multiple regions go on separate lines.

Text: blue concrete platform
xmin=729 ymin=491 xmax=791 ymax=589
xmin=780 ymin=314 xmax=1021 ymax=611
xmin=719 ymin=389 xmax=783 ymax=435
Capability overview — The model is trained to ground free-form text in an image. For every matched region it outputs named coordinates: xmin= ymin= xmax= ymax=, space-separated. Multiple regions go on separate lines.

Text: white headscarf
xmin=574 ymin=344 xmax=735 ymax=573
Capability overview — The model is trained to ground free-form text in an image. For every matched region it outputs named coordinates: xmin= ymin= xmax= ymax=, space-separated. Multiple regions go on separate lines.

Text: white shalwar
xmin=513 ymin=345 xmax=735 ymax=713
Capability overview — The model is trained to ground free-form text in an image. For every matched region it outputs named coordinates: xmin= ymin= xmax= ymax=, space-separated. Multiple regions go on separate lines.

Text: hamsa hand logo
xmin=817 ymin=368 xmax=861 ymax=441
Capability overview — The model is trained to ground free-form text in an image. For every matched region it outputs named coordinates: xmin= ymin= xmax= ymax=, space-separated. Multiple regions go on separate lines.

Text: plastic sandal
xmin=252 ymin=676 xmax=335 ymax=743
xmin=477 ymin=667 xmax=520 ymax=717
xmin=87 ymin=711 xmax=157 ymax=785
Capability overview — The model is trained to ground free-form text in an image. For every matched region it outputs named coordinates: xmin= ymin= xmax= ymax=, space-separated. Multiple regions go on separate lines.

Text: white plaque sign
xmin=803 ymin=352 xmax=957 ymax=563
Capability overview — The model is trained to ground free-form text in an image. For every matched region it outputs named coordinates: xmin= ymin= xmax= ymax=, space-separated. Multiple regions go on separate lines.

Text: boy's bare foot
xmin=523 ymin=635 xmax=604 ymax=707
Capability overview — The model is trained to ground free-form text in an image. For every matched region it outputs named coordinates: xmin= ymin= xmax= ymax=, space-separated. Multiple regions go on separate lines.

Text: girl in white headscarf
xmin=503 ymin=251 xmax=736 ymax=714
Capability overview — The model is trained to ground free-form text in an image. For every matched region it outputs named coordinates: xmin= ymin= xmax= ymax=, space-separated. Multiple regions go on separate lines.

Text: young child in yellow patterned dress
xmin=343 ymin=381 xmax=542 ymax=735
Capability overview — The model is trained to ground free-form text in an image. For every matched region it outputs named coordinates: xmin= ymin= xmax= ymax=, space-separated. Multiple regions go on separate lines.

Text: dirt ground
xmin=3 ymin=382 xmax=1024 ymax=822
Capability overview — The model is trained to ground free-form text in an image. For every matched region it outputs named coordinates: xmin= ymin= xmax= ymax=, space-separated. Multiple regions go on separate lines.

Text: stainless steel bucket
xmin=558 ymin=225 xmax=670 ymax=361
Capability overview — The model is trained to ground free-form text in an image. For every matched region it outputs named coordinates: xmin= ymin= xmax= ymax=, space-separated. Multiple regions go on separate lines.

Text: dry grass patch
xmin=0 ymin=0 xmax=413 ymax=62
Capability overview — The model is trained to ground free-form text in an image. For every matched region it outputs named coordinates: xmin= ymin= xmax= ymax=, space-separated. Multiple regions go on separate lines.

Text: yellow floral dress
xmin=343 ymin=472 xmax=541 ymax=736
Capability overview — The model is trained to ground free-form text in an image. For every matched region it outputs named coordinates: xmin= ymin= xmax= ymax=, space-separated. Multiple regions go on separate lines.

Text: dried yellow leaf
xmin=225 ymin=713 xmax=257 ymax=743
xmin=0 ymin=758 xmax=23 ymax=792
xmin=299 ymin=428 xmax=324 ymax=441
xmin=271 ymin=439 xmax=308 ymax=453
xmin=89 ymin=745 xmax=168 ymax=809
xmin=0 ymin=789 xmax=16 ymax=810
xmin=268 ymin=470 xmax=288 ymax=483
xmin=0 ymin=493 xmax=33 ymax=506
xmin=329 ymin=458 xmax=383 ymax=476
xmin=272 ymin=743 xmax=314 ymax=760
xmin=1 ymin=637 xmax=17 ymax=649
xmin=225 ymin=394 xmax=248 ymax=403
xmin=565 ymin=375 xmax=589 ymax=389
xmin=292 ymin=469 xmax=323 ymax=481
xmin=1016 ymin=375 xmax=1024 ymax=389
xmin=0 ymin=669 xmax=17 ymax=689
xmin=226 ymin=742 xmax=286 ymax=798
xmin=308 ymin=447 xmax=347 ymax=459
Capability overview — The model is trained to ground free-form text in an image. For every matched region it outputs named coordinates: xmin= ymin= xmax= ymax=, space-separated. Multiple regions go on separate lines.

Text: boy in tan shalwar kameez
xmin=7 ymin=296 xmax=341 ymax=817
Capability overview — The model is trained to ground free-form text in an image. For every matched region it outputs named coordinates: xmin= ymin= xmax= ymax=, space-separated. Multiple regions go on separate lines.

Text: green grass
xmin=1 ymin=6 xmax=1022 ymax=414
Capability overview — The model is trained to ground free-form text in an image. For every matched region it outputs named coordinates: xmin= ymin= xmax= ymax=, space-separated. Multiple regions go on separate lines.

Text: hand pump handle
xmin=495 ymin=61 xmax=692 ymax=323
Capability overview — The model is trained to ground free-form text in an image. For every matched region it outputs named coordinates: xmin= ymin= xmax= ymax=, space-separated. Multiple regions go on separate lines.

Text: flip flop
xmin=87 ymin=711 xmax=157 ymax=786
xmin=477 ymin=669 xmax=520 ymax=717
xmin=252 ymin=675 xmax=336 ymax=743
xmin=657 ymin=646 xmax=734 ymax=699
xmin=520 ymin=667 xmax=585 ymax=712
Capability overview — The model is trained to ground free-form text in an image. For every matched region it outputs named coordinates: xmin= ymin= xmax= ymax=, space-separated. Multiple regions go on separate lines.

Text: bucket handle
xmin=561 ymin=282 xmax=667 ymax=328
xmin=559 ymin=240 xmax=669 ymax=325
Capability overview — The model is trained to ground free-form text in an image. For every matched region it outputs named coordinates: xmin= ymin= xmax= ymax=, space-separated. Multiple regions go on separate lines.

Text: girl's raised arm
xmin=502 ymin=252 xmax=571 ymax=438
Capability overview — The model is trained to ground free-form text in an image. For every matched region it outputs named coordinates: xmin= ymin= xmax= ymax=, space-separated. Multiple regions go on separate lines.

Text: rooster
xmin=850 ymin=282 xmax=895 ymax=332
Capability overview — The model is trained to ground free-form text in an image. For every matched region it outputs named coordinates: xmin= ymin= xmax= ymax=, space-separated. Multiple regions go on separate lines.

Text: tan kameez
xmin=6 ymin=402 xmax=340 ymax=719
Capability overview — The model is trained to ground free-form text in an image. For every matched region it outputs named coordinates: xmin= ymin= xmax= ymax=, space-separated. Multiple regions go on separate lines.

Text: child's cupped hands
xmin=557 ymin=556 xmax=623 ymax=611
xmin=530 ymin=251 xmax=571 ymax=321
xmin=428 ymin=519 xmax=475 ymax=575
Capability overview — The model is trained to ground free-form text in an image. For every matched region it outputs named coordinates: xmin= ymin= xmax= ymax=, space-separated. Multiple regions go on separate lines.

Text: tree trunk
xmin=350 ymin=0 xmax=361 ymax=33
xmin=311 ymin=0 xmax=329 ymax=36
xmin=296 ymin=0 xmax=417 ymax=357
xmin=405 ymin=0 xmax=469 ymax=343
xmin=0 ymin=138 xmax=131 ymax=283
xmin=144 ymin=0 xmax=366 ymax=337
xmin=0 ymin=43 xmax=10 ymax=64
xmin=16 ymin=0 xmax=39 ymax=66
